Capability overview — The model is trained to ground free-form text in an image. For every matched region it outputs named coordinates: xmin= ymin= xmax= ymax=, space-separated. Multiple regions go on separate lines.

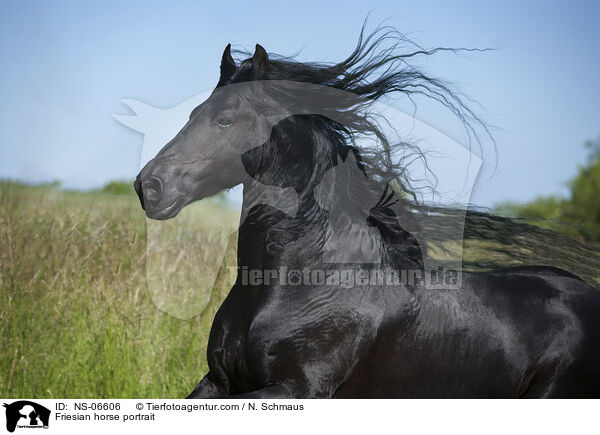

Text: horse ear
xmin=220 ymin=43 xmax=237 ymax=83
xmin=252 ymin=44 xmax=269 ymax=78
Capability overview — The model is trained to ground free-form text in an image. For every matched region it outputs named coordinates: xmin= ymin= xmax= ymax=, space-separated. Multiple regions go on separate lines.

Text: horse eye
xmin=217 ymin=119 xmax=233 ymax=127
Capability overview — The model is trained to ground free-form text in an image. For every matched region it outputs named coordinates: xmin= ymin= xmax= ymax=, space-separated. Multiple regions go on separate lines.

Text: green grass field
xmin=0 ymin=181 xmax=238 ymax=398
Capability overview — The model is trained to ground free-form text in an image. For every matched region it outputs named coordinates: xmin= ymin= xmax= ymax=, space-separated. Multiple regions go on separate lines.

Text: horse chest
xmin=226 ymin=292 xmax=382 ymax=393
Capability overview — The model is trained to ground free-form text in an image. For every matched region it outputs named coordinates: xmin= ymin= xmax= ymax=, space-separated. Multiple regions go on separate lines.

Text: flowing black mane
xmin=224 ymin=24 xmax=490 ymax=196
xmin=222 ymin=23 xmax=600 ymax=287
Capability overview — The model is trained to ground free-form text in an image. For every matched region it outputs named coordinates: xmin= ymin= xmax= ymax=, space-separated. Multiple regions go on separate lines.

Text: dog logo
xmin=3 ymin=401 xmax=50 ymax=433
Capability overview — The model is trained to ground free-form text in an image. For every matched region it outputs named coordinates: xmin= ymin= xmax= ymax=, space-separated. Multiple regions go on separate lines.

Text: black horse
xmin=134 ymin=27 xmax=600 ymax=398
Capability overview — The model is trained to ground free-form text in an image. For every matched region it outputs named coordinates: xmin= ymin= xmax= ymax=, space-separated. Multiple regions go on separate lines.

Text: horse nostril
xmin=143 ymin=176 xmax=163 ymax=203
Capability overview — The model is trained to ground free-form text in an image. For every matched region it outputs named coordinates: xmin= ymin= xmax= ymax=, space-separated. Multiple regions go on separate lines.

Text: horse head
xmin=134 ymin=44 xmax=287 ymax=220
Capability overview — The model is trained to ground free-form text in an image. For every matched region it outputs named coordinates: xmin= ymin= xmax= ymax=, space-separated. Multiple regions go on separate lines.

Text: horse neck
xmin=237 ymin=181 xmax=328 ymax=271
xmin=234 ymin=115 xmax=410 ymax=271
xmin=236 ymin=118 xmax=338 ymax=271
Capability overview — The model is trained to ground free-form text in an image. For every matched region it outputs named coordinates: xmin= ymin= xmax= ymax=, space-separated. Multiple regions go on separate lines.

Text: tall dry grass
xmin=0 ymin=181 xmax=237 ymax=398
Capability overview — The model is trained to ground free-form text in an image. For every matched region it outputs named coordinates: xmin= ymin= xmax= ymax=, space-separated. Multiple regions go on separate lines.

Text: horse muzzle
xmin=134 ymin=162 xmax=186 ymax=220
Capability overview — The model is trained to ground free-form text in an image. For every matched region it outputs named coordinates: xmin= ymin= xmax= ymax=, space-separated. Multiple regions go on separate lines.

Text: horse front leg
xmin=186 ymin=373 xmax=228 ymax=398
xmin=187 ymin=376 xmax=293 ymax=399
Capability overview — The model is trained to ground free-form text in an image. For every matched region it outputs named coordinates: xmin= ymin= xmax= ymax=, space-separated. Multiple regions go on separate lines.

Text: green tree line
xmin=495 ymin=137 xmax=600 ymax=243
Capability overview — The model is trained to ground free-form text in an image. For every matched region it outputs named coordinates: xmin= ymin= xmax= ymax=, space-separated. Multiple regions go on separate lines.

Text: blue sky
xmin=1 ymin=0 xmax=599 ymax=207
